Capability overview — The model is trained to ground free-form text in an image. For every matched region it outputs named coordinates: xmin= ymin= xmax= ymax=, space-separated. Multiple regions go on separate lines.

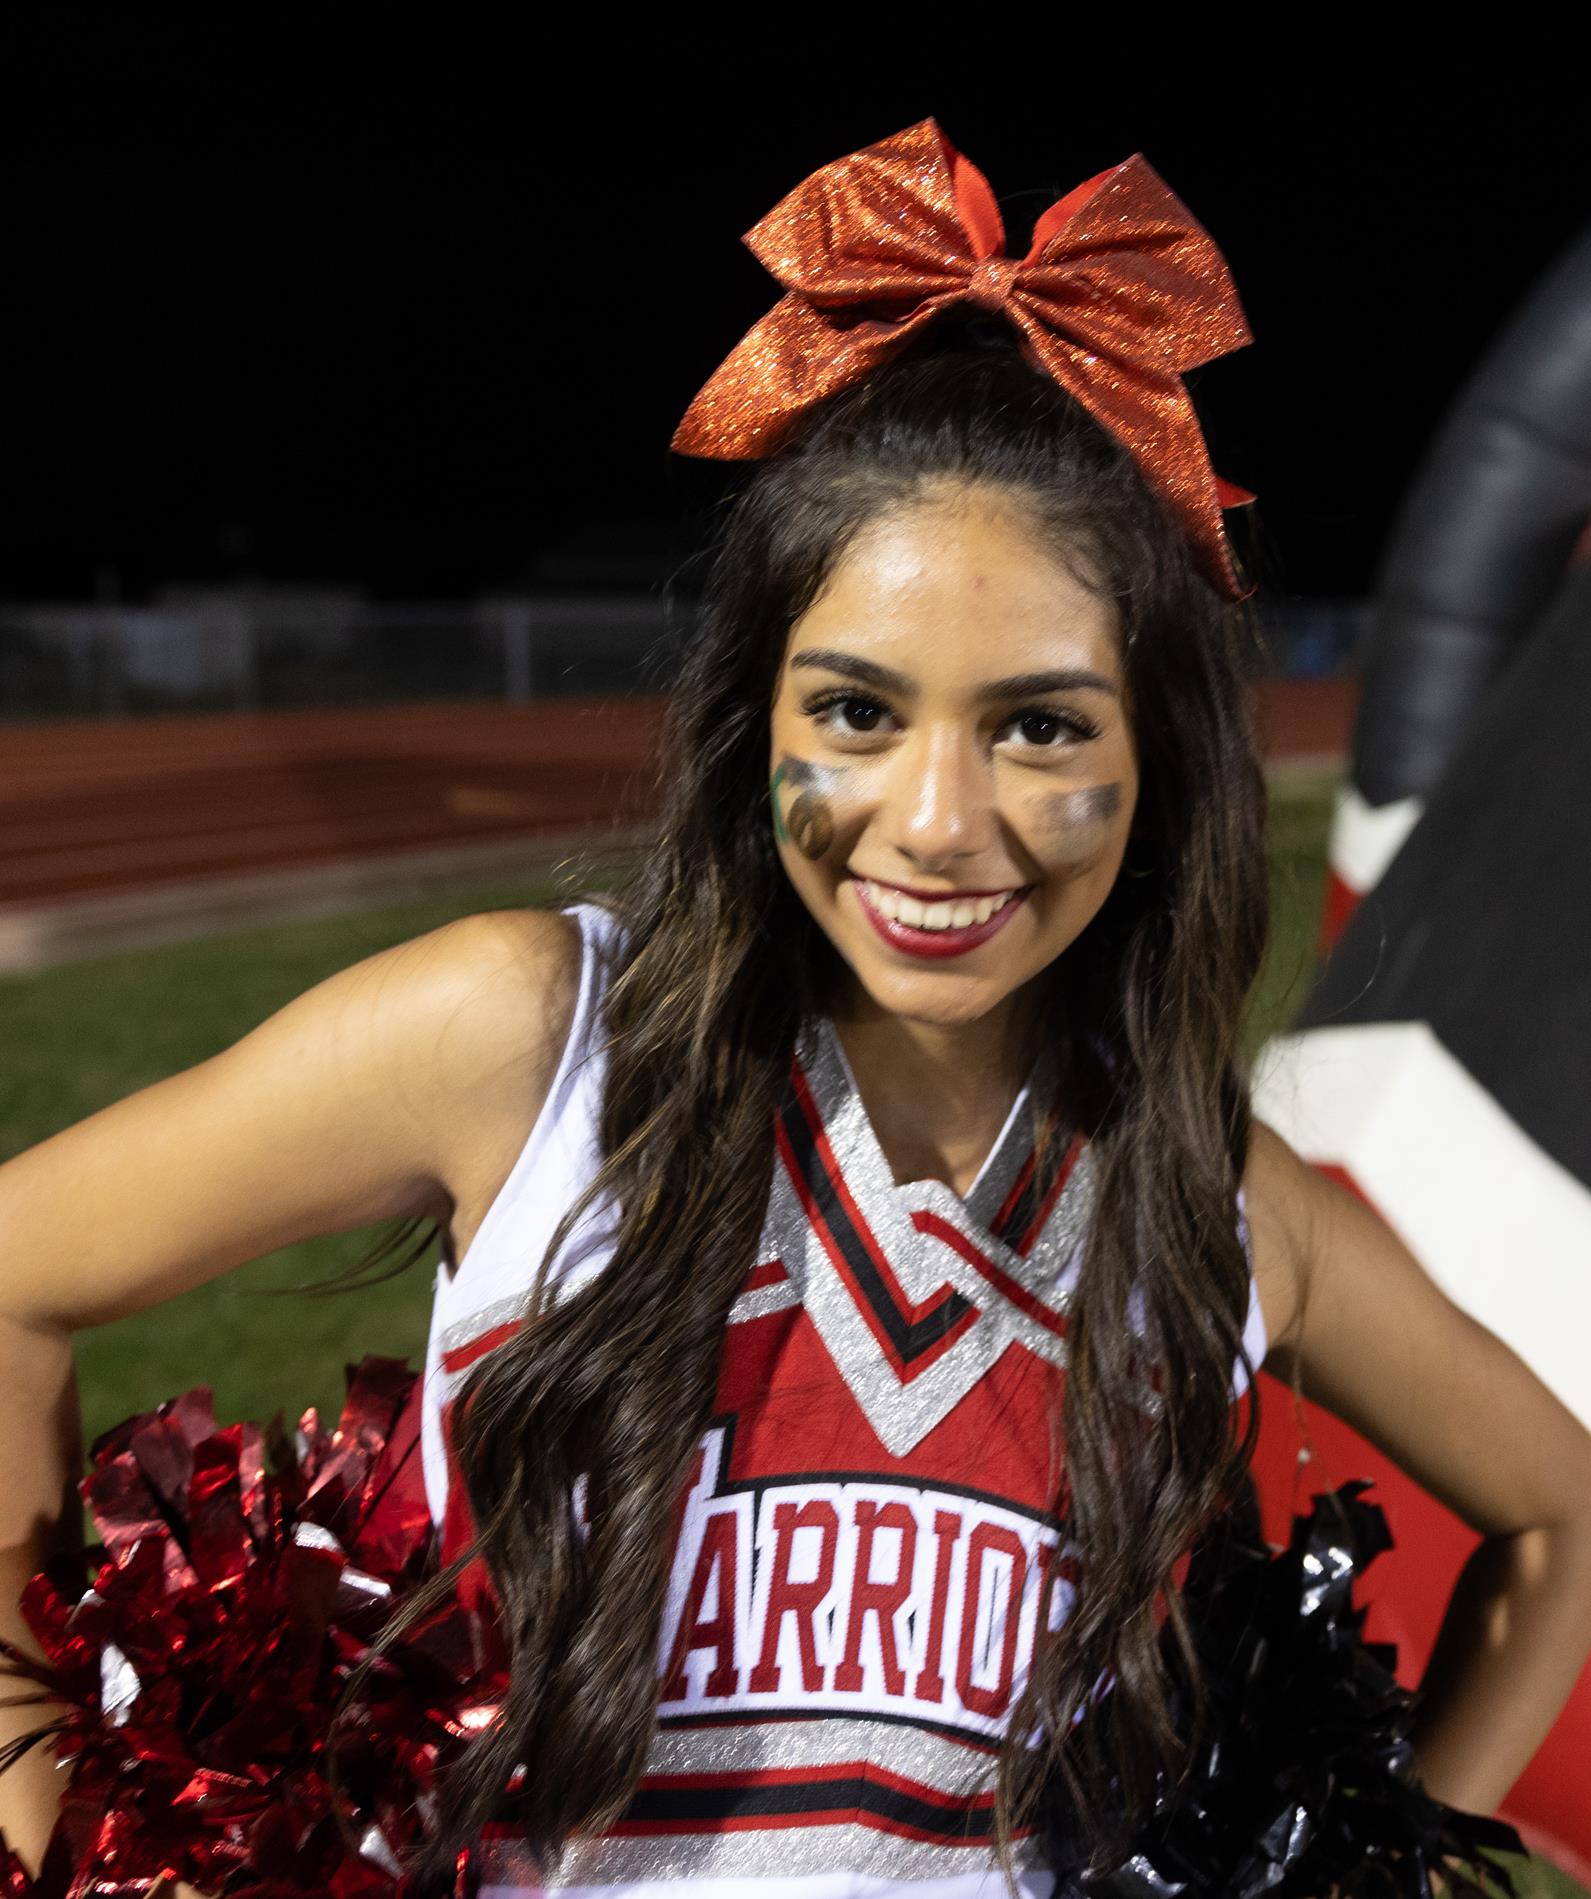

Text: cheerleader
xmin=2 ymin=121 xmax=1589 ymax=1898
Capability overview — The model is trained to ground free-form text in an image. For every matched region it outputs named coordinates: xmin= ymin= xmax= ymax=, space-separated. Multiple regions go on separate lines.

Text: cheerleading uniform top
xmin=419 ymin=899 xmax=1269 ymax=1899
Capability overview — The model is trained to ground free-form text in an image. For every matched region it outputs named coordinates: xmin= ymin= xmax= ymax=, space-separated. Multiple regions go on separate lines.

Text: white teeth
xmin=859 ymin=880 xmax=1019 ymax=931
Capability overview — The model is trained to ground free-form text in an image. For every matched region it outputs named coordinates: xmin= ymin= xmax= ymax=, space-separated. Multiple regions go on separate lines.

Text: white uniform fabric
xmin=421 ymin=900 xmax=1270 ymax=1899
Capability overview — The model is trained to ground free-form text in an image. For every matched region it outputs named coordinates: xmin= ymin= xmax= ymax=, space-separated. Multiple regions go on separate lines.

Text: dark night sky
xmin=3 ymin=19 xmax=1587 ymax=603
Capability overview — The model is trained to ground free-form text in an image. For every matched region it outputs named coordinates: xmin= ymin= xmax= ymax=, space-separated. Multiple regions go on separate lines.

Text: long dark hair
xmin=380 ymin=316 xmax=1271 ymax=1889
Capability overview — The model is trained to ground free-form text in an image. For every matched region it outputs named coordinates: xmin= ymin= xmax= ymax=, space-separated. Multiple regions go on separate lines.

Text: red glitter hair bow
xmin=671 ymin=118 xmax=1257 ymax=601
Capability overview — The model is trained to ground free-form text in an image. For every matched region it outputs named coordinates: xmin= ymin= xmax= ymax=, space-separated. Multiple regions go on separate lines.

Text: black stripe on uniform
xmin=621 ymin=1772 xmax=996 ymax=1843
xmin=779 ymin=1083 xmax=975 ymax=1367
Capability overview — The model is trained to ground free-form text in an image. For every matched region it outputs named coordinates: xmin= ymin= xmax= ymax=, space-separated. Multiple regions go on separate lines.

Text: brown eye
xmin=1001 ymin=708 xmax=1101 ymax=749
xmin=804 ymin=689 xmax=893 ymax=736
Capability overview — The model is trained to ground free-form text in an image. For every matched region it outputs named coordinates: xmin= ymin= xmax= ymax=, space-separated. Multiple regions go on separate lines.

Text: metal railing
xmin=0 ymin=591 xmax=1366 ymax=723
xmin=0 ymin=594 xmax=689 ymax=722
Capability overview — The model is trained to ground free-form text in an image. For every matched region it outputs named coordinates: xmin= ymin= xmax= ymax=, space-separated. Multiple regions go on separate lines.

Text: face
xmin=768 ymin=484 xmax=1139 ymax=1033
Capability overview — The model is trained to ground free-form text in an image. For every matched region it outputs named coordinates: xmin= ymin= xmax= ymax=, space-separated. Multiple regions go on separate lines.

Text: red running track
xmin=0 ymin=697 xmax=666 ymax=906
xmin=0 ymin=679 xmax=1354 ymax=965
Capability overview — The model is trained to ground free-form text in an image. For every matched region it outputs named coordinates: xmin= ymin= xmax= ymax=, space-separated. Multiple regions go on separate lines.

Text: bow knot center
xmin=967 ymin=256 xmax=1019 ymax=311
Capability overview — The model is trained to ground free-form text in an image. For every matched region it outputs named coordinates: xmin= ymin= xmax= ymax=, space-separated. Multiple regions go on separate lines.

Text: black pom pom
xmin=1043 ymin=1481 xmax=1529 ymax=1899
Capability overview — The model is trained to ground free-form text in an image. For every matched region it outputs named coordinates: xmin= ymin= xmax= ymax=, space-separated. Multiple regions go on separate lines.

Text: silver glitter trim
xmin=439 ymin=1212 xmax=621 ymax=1360
xmin=646 ymin=1712 xmax=996 ymax=1779
xmin=440 ymin=1288 xmax=532 ymax=1359
xmin=485 ymin=1726 xmax=1054 ymax=1892
xmin=816 ymin=1015 xmax=1044 ymax=1228
xmin=755 ymin=1018 xmax=1096 ymax=1456
xmin=726 ymin=1272 xmax=804 ymax=1326
xmin=511 ymin=1822 xmax=1050 ymax=1889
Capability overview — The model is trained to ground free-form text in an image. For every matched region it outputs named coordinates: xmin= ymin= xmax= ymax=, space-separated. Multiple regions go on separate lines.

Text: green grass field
xmin=1 ymin=788 xmax=1338 ymax=1444
xmin=0 ymin=777 xmax=1579 ymax=1894
xmin=0 ymin=852 xmax=626 ymax=1442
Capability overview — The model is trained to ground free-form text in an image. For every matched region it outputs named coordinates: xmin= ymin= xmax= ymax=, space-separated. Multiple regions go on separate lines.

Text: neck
xmin=824 ymin=982 xmax=1045 ymax=1195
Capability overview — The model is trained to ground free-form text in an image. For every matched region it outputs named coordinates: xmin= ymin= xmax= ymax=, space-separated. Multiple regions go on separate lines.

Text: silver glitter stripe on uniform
xmin=813 ymin=1014 xmax=1045 ymax=1240
xmin=757 ymin=1019 xmax=1097 ymax=1456
xmin=1015 ymin=1134 xmax=1095 ymax=1284
xmin=444 ymin=1245 xmax=803 ymax=1362
xmin=755 ymin=1160 xmax=1061 ymax=1457
xmin=477 ymin=1709 xmax=1017 ymax=1885
xmin=816 ymin=1017 xmax=1055 ymax=1222
xmin=800 ymin=1016 xmax=1094 ymax=1298
xmin=443 ymin=1017 xmax=1098 ymax=1447
xmin=644 ymin=1711 xmax=998 ymax=1783
xmin=486 ymin=1823 xmax=1049 ymax=1891
xmin=726 ymin=1272 xmax=804 ymax=1326
xmin=439 ymin=1205 xmax=621 ymax=1359
xmin=440 ymin=1289 xmax=533 ymax=1360
xmin=495 ymin=1822 xmax=1050 ymax=1891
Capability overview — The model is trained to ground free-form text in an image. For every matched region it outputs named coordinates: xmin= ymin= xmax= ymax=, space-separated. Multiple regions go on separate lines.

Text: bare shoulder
xmin=416 ymin=905 xmax=584 ymax=1056
xmin=0 ymin=905 xmax=588 ymax=1334
xmin=411 ymin=906 xmax=586 ymax=1210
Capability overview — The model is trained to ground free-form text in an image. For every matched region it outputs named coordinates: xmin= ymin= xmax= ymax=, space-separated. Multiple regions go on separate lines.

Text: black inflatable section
xmin=1353 ymin=222 xmax=1591 ymax=808
xmin=1298 ymin=556 xmax=1591 ymax=1190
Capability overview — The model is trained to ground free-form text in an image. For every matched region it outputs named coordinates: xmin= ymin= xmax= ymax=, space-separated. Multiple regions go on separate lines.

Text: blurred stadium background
xmin=2 ymin=23 xmax=1587 ymax=1888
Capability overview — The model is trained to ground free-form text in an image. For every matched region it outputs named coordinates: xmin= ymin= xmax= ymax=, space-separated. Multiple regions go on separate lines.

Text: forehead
xmin=787 ymin=489 xmax=1121 ymax=682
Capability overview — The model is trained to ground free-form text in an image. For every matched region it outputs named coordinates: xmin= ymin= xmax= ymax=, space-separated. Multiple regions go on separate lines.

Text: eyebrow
xmin=789 ymin=647 xmax=1120 ymax=702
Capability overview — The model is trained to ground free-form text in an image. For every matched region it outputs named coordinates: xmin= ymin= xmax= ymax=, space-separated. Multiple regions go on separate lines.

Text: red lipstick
xmin=850 ymin=879 xmax=1029 ymax=960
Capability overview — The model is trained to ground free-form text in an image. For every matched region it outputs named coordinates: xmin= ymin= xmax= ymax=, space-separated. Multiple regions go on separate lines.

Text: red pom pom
xmin=0 ymin=1358 xmax=505 ymax=1896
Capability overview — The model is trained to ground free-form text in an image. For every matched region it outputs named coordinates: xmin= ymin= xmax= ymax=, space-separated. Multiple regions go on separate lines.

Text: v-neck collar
xmin=766 ymin=1016 xmax=1096 ymax=1455
xmin=798 ymin=1012 xmax=1062 ymax=1243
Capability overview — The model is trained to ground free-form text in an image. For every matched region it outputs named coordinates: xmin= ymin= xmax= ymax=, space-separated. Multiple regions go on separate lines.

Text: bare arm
xmin=0 ymin=1322 xmax=82 ymax=1882
xmin=1245 ymin=1118 xmax=1591 ymax=1813
xmin=0 ymin=906 xmax=580 ymax=1875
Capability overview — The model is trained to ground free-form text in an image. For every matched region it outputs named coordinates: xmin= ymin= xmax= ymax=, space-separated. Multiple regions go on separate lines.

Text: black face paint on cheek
xmin=1033 ymin=782 xmax=1125 ymax=866
xmin=770 ymin=754 xmax=849 ymax=863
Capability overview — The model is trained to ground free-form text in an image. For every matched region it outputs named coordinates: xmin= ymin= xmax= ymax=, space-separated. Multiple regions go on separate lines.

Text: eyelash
xmin=800 ymin=688 xmax=1102 ymax=751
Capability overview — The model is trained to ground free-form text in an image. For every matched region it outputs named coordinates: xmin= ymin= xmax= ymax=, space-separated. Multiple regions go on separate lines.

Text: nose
xmin=887 ymin=723 xmax=998 ymax=874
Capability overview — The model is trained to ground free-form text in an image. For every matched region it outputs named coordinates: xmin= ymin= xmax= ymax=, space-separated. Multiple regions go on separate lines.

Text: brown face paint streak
xmin=789 ymin=789 xmax=835 ymax=861
xmin=1032 ymin=782 xmax=1125 ymax=865
xmin=772 ymin=754 xmax=850 ymax=863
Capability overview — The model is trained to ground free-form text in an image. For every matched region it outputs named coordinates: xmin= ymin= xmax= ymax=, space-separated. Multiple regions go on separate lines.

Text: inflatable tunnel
xmin=1250 ymin=219 xmax=1591 ymax=1880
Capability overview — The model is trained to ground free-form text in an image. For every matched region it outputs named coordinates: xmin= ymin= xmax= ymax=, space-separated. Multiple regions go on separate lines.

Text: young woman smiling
xmin=409 ymin=332 xmax=1590 ymax=1891
xmin=3 ymin=128 xmax=1590 ymax=1899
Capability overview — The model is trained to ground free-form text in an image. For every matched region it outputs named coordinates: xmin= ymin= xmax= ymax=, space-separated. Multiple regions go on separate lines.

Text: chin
xmin=847 ymin=961 xmax=1028 ymax=1029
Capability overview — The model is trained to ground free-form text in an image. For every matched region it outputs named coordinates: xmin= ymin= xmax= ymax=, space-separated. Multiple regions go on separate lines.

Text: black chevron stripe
xmin=779 ymin=1077 xmax=974 ymax=1367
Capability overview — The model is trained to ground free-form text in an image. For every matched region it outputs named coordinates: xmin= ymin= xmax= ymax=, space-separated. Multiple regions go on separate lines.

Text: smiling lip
xmin=850 ymin=878 xmax=1030 ymax=960
xmin=857 ymin=876 xmax=1026 ymax=901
